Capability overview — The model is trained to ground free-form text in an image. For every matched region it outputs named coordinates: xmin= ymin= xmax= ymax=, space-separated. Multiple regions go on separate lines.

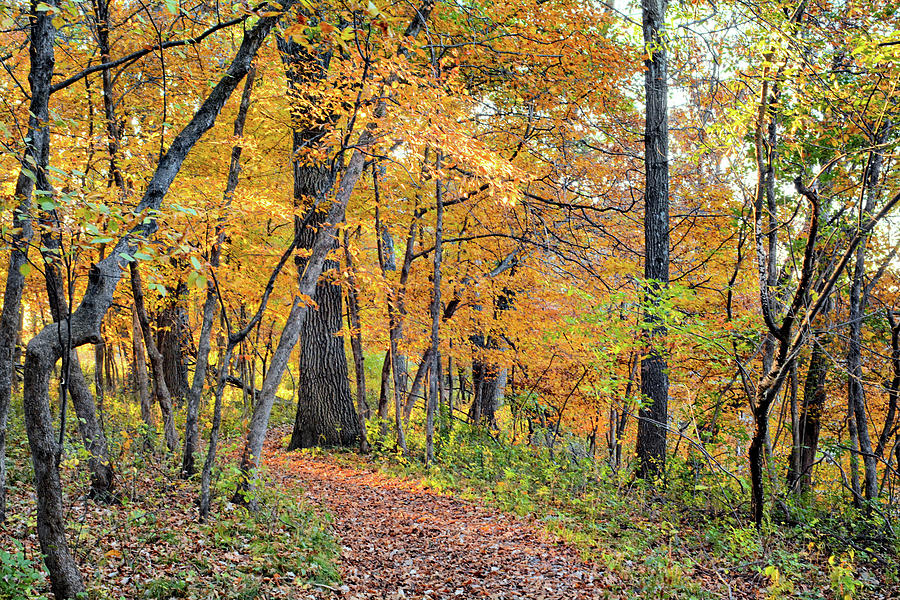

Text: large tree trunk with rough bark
xmin=233 ymin=139 xmax=369 ymax=503
xmin=156 ymin=281 xmax=191 ymax=407
xmin=468 ymin=355 xmax=501 ymax=428
xmin=277 ymin=35 xmax=359 ymax=451
xmin=287 ymin=209 xmax=359 ymax=449
xmin=635 ymin=0 xmax=670 ymax=481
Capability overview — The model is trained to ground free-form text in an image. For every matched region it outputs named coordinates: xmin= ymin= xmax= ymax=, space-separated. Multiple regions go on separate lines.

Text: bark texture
xmin=787 ymin=339 xmax=828 ymax=493
xmin=0 ymin=0 xmax=56 ymax=525
xmin=288 ymin=213 xmax=360 ymax=449
xmin=234 ymin=131 xmax=370 ymax=502
xmin=41 ymin=229 xmax=116 ymax=499
xmin=278 ymin=34 xmax=359 ymax=451
xmin=131 ymin=306 xmax=154 ymax=430
xmin=20 ymin=11 xmax=287 ymax=593
xmin=635 ymin=0 xmax=670 ymax=480
xmin=845 ymin=131 xmax=888 ymax=504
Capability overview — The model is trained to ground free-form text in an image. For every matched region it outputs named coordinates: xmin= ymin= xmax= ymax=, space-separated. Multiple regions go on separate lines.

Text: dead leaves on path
xmin=267 ymin=444 xmax=617 ymax=599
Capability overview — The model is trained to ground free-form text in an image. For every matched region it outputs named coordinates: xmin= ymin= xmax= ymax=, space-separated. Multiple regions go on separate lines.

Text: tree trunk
xmin=233 ymin=129 xmax=370 ymax=503
xmin=788 ymin=340 xmax=827 ymax=494
xmin=287 ymin=208 xmax=359 ymax=449
xmin=378 ymin=349 xmax=392 ymax=437
xmin=276 ymin=35 xmax=359 ymax=452
xmin=157 ymin=280 xmax=191 ymax=407
xmin=132 ymin=306 xmax=154 ymax=430
xmin=343 ymin=228 xmax=369 ymax=453
xmin=468 ymin=356 xmax=501 ymax=428
xmin=846 ymin=130 xmax=888 ymax=505
xmin=0 ymin=0 xmax=56 ymax=526
xmin=93 ymin=339 xmax=105 ymax=429
xmin=288 ymin=230 xmax=360 ymax=449
xmin=877 ymin=311 xmax=900 ymax=459
xmin=182 ymin=65 xmax=255 ymax=477
xmin=635 ymin=0 xmax=670 ymax=481
xmin=20 ymin=10 xmax=282 ymax=593
xmin=130 ymin=263 xmax=179 ymax=451
xmin=41 ymin=228 xmax=116 ymax=499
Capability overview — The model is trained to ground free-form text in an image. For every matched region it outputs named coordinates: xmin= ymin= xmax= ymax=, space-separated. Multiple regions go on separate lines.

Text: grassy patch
xmin=358 ymin=422 xmax=897 ymax=599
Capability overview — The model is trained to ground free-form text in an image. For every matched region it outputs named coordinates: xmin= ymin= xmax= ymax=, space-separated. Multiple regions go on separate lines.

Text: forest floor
xmin=263 ymin=434 xmax=766 ymax=600
xmin=271 ymin=445 xmax=614 ymax=600
xmin=4 ymin=424 xmax=892 ymax=599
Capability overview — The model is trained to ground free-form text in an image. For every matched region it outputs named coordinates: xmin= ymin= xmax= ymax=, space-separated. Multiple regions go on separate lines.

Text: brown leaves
xmin=267 ymin=444 xmax=611 ymax=599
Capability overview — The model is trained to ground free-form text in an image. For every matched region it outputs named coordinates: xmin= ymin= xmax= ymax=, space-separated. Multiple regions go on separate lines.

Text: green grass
xmin=359 ymin=420 xmax=898 ymax=599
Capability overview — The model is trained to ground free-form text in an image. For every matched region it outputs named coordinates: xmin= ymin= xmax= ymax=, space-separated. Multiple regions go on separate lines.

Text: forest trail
xmin=263 ymin=441 xmax=611 ymax=600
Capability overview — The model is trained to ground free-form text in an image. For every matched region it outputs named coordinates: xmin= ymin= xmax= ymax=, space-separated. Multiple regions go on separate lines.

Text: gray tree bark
xmin=846 ymin=129 xmax=889 ymax=505
xmin=131 ymin=306 xmax=154 ymax=431
xmin=635 ymin=0 xmax=670 ymax=481
xmin=182 ymin=66 xmax=256 ymax=477
xmin=41 ymin=231 xmax=116 ymax=500
xmin=233 ymin=137 xmax=369 ymax=503
xmin=20 ymin=11 xmax=287 ymax=594
xmin=276 ymin=35 xmax=359 ymax=451
xmin=787 ymin=339 xmax=828 ymax=494
xmin=426 ymin=165 xmax=444 ymax=464
xmin=130 ymin=263 xmax=179 ymax=452
xmin=0 ymin=0 xmax=56 ymax=525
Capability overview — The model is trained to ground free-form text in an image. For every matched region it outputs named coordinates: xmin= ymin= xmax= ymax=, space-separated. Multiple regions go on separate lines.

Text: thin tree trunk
xmin=132 ymin=306 xmax=154 ymax=430
xmin=343 ymin=228 xmax=369 ymax=453
xmin=635 ymin=0 xmax=670 ymax=481
xmin=876 ymin=311 xmax=900 ymax=458
xmin=848 ymin=398 xmax=862 ymax=507
xmin=130 ymin=263 xmax=179 ymax=451
xmin=846 ymin=130 xmax=889 ymax=505
xmin=94 ymin=338 xmax=105 ymax=429
xmin=378 ymin=349 xmax=391 ymax=438
xmin=0 ymin=0 xmax=56 ymax=526
xmin=404 ymin=349 xmax=434 ymax=424
xmin=200 ymin=234 xmax=300 ymax=519
xmin=183 ymin=66 xmax=255 ymax=477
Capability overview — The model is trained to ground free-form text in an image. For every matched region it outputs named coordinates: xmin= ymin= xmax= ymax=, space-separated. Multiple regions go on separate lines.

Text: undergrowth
xmin=361 ymin=418 xmax=899 ymax=600
xmin=0 ymin=392 xmax=339 ymax=600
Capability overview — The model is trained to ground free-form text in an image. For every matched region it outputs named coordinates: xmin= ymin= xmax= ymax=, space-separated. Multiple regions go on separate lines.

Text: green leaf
xmin=18 ymin=263 xmax=32 ymax=276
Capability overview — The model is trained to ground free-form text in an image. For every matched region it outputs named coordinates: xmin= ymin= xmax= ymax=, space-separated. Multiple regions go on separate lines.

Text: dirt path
xmin=265 ymin=442 xmax=610 ymax=600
